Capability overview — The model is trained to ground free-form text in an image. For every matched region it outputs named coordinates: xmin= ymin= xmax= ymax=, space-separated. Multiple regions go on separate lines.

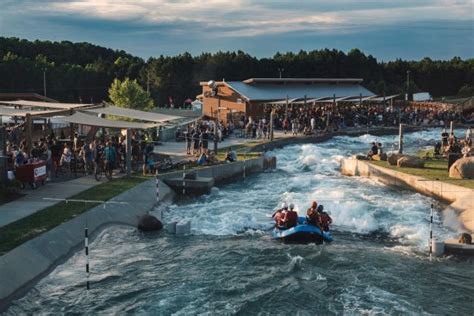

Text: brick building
xmin=200 ymin=78 xmax=374 ymax=123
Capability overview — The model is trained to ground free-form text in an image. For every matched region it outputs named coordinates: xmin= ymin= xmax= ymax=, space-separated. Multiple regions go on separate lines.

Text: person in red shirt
xmin=317 ymin=205 xmax=332 ymax=232
xmin=282 ymin=203 xmax=298 ymax=229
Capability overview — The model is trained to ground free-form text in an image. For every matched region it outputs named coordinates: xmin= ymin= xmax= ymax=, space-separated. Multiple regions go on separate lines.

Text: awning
xmin=265 ymin=98 xmax=300 ymax=105
xmin=0 ymin=100 xmax=92 ymax=110
xmin=0 ymin=106 xmax=71 ymax=117
xmin=59 ymin=112 xmax=158 ymax=129
xmin=368 ymin=94 xmax=400 ymax=102
xmin=85 ymin=105 xmax=182 ymax=123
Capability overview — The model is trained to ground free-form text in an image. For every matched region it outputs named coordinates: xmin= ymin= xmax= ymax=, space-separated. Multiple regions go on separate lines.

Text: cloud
xmin=0 ymin=0 xmax=472 ymax=60
xmin=3 ymin=0 xmax=471 ymax=38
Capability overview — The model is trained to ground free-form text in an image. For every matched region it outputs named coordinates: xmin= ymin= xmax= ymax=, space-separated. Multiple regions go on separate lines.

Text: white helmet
xmin=289 ymin=203 xmax=295 ymax=209
xmin=281 ymin=202 xmax=288 ymax=209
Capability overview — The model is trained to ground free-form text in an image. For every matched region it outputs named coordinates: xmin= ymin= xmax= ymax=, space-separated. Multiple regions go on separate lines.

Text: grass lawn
xmin=368 ymin=159 xmax=474 ymax=189
xmin=0 ymin=176 xmax=148 ymax=255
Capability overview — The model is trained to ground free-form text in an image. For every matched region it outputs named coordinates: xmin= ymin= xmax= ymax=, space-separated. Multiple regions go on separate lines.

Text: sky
xmin=0 ymin=0 xmax=473 ymax=61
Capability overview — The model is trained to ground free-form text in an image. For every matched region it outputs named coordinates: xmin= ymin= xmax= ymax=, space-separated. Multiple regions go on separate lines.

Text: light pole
xmin=278 ymin=68 xmax=284 ymax=79
xmin=406 ymin=70 xmax=410 ymax=101
xmin=208 ymin=80 xmax=219 ymax=154
xmin=43 ymin=69 xmax=47 ymax=97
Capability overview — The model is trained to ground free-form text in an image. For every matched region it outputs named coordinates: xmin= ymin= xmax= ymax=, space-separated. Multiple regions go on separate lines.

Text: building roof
xmin=225 ymin=81 xmax=374 ymax=101
xmin=85 ymin=105 xmax=182 ymax=123
xmin=59 ymin=112 xmax=158 ymax=129
xmin=242 ymin=78 xmax=364 ymax=84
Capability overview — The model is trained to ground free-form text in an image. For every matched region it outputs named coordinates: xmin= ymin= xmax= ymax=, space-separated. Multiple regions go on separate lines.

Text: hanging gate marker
xmin=429 ymin=203 xmax=434 ymax=261
xmin=84 ymin=225 xmax=90 ymax=290
xmin=243 ymin=153 xmax=246 ymax=179
xmin=155 ymin=169 xmax=159 ymax=203
xmin=182 ymin=164 xmax=186 ymax=195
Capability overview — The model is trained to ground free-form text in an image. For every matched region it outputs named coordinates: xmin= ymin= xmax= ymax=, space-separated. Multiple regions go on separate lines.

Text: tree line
xmin=0 ymin=37 xmax=473 ymax=107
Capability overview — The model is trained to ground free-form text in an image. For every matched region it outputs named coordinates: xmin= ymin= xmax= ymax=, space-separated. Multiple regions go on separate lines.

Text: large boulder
xmin=388 ymin=153 xmax=406 ymax=166
xmin=397 ymin=156 xmax=425 ymax=168
xmin=138 ymin=214 xmax=163 ymax=231
xmin=449 ymin=157 xmax=474 ymax=179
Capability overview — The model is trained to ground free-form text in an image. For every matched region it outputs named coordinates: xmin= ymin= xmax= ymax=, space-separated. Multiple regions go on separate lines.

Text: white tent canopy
xmin=85 ymin=105 xmax=182 ymax=123
xmin=0 ymin=100 xmax=92 ymax=110
xmin=59 ymin=112 xmax=158 ymax=129
xmin=0 ymin=106 xmax=69 ymax=117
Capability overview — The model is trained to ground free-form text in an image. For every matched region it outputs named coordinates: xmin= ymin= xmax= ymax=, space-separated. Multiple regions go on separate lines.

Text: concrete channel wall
xmin=157 ymin=156 xmax=266 ymax=184
xmin=340 ymin=158 xmax=474 ymax=232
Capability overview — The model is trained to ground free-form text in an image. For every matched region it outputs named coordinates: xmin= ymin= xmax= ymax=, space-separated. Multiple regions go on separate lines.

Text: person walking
xmin=103 ymin=141 xmax=117 ymax=178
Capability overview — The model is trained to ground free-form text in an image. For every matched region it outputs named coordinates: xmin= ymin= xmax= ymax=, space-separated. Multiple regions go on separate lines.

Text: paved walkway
xmin=0 ymin=175 xmax=103 ymax=228
xmin=154 ymin=131 xmax=292 ymax=161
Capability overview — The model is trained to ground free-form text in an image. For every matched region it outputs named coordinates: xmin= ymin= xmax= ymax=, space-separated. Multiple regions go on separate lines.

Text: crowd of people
xmin=435 ymin=127 xmax=472 ymax=158
xmin=257 ymin=102 xmax=466 ymax=136
xmin=4 ymin=130 xmax=162 ymax=182
xmin=272 ymin=200 xmax=332 ymax=232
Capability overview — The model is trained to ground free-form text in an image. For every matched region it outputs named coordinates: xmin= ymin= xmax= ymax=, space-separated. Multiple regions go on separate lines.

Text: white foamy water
xmin=165 ymin=128 xmax=463 ymax=251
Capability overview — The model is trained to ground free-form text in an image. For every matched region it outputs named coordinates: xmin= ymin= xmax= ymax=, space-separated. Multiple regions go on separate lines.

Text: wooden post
xmin=25 ymin=113 xmax=33 ymax=154
xmin=398 ymin=123 xmax=404 ymax=154
xmin=126 ymin=128 xmax=132 ymax=177
xmin=270 ymin=108 xmax=274 ymax=141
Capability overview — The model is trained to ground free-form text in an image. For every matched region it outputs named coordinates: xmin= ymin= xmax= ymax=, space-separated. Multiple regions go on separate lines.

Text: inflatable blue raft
xmin=272 ymin=217 xmax=333 ymax=243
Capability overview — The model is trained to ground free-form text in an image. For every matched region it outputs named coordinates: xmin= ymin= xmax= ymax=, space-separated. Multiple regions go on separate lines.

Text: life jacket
xmin=284 ymin=210 xmax=298 ymax=228
xmin=319 ymin=212 xmax=332 ymax=230
xmin=306 ymin=208 xmax=319 ymax=226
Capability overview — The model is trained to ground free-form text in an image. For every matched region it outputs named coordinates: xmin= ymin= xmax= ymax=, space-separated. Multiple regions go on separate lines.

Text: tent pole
xmin=126 ymin=128 xmax=132 ymax=177
xmin=25 ymin=113 xmax=33 ymax=154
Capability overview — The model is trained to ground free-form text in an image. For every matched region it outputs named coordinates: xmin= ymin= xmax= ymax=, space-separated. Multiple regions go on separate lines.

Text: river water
xmin=6 ymin=129 xmax=474 ymax=315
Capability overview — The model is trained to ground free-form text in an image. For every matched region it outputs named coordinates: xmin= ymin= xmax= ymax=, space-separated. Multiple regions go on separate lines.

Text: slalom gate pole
xmin=85 ymin=225 xmax=90 ymax=290
xmin=182 ymin=165 xmax=186 ymax=195
xmin=155 ymin=169 xmax=159 ymax=203
xmin=429 ymin=203 xmax=433 ymax=261
xmin=243 ymin=153 xmax=246 ymax=179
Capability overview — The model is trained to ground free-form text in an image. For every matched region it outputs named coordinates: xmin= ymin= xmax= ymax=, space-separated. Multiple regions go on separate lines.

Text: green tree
xmin=108 ymin=78 xmax=153 ymax=110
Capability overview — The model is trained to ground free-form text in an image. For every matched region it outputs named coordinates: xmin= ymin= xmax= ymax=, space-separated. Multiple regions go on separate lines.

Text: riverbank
xmin=340 ymin=158 xmax=473 ymax=232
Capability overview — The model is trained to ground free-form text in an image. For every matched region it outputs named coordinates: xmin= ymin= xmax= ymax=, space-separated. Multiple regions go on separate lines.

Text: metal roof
xmin=242 ymin=78 xmax=364 ymax=84
xmin=225 ymin=81 xmax=374 ymax=101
